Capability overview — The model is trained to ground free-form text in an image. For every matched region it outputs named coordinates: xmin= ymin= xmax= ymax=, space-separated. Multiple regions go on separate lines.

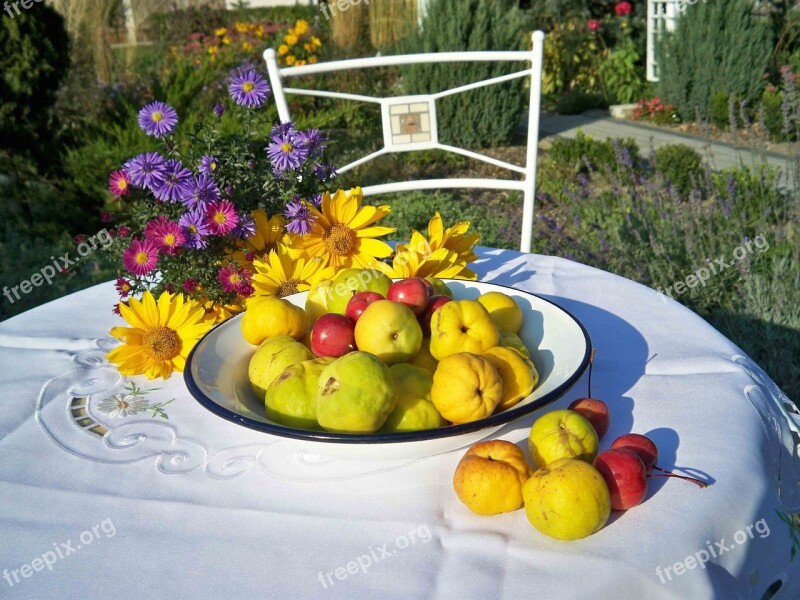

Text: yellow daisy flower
xmin=235 ymin=21 xmax=249 ymax=33
xmin=251 ymin=249 xmax=335 ymax=298
xmin=107 ymin=291 xmax=213 ymax=380
xmin=383 ymin=247 xmax=477 ymax=280
xmin=285 ymin=55 xmax=296 ymax=66
xmin=214 ymin=27 xmax=227 ymax=37
xmin=311 ymin=36 xmax=322 ymax=49
xmin=285 ymin=33 xmax=298 ymax=46
xmin=294 ymin=19 xmax=309 ymax=35
xmin=241 ymin=41 xmax=253 ymax=51
xmin=309 ymin=56 xmax=318 ymax=64
xmin=221 ymin=35 xmax=232 ymax=45
xmin=201 ymin=298 xmax=245 ymax=324
xmin=292 ymin=188 xmax=396 ymax=270
xmin=278 ymin=44 xmax=289 ymax=56
xmin=397 ymin=212 xmax=479 ymax=263
xmin=255 ymin=25 xmax=265 ymax=39
xmin=229 ymin=209 xmax=291 ymax=271
xmin=207 ymin=45 xmax=219 ymax=56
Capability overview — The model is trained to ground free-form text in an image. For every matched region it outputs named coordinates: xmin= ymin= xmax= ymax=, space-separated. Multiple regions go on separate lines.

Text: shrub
xmin=632 ymin=96 xmax=677 ymax=125
xmin=542 ymin=19 xmax=606 ymax=96
xmin=548 ymin=131 xmax=640 ymax=173
xmin=598 ymin=39 xmax=645 ymax=105
xmin=555 ymin=90 xmax=606 ymax=115
xmin=657 ymin=0 xmax=772 ymax=121
xmin=653 ymin=144 xmax=703 ymax=197
xmin=398 ymin=0 xmax=530 ymax=149
xmin=0 ymin=4 xmax=70 ymax=169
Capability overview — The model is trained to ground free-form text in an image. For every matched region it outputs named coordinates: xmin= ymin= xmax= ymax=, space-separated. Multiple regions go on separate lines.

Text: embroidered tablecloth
xmin=1 ymin=248 xmax=798 ymax=599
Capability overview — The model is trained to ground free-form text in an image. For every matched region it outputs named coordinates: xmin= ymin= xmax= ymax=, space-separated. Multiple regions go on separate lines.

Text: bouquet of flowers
xmin=103 ymin=65 xmax=479 ymax=380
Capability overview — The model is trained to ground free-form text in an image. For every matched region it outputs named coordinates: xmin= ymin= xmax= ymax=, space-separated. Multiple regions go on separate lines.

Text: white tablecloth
xmin=1 ymin=248 xmax=799 ymax=600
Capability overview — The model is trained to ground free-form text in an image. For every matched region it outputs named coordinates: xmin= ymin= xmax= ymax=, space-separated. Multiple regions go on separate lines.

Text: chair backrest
xmin=263 ymin=31 xmax=545 ymax=253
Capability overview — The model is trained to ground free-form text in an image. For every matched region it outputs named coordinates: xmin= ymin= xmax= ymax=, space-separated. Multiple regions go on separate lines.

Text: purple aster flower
xmin=228 ymin=69 xmax=270 ymax=108
xmin=232 ymin=212 xmax=256 ymax=239
xmin=283 ymin=200 xmax=314 ymax=235
xmin=180 ymin=174 xmax=220 ymax=210
xmin=267 ymin=132 xmax=309 ymax=172
xmin=297 ymin=129 xmax=325 ymax=156
xmin=199 ymin=155 xmax=220 ymax=176
xmin=213 ymin=102 xmax=225 ymax=118
xmin=179 ymin=209 xmax=210 ymax=249
xmin=313 ymin=163 xmax=337 ymax=182
xmin=153 ymin=159 xmax=194 ymax=203
xmin=137 ymin=101 xmax=178 ymax=138
xmin=309 ymin=193 xmax=323 ymax=208
xmin=123 ymin=152 xmax=167 ymax=190
xmin=271 ymin=121 xmax=296 ymax=138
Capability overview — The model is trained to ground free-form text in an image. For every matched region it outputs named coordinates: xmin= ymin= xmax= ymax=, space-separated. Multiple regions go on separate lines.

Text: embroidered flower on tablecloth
xmin=96 ymin=382 xmax=174 ymax=419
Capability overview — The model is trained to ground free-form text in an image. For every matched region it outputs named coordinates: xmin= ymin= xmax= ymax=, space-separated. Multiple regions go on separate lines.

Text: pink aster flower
xmin=204 ymin=199 xmax=239 ymax=235
xmin=217 ymin=265 xmax=251 ymax=294
xmin=108 ymin=170 xmax=131 ymax=197
xmin=588 ymin=19 xmax=601 ymax=32
xmin=144 ymin=215 xmax=185 ymax=255
xmin=115 ymin=277 xmax=133 ymax=298
xmin=122 ymin=238 xmax=159 ymax=276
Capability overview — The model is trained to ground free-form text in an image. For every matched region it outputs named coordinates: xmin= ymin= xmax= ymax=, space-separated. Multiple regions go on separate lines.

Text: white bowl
xmin=185 ymin=280 xmax=591 ymax=459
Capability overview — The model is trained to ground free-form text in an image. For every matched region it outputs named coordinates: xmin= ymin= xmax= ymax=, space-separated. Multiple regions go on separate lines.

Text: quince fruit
xmin=354 ymin=300 xmax=422 ymax=365
xmin=483 ymin=346 xmax=538 ymax=411
xmin=453 ymin=440 xmax=532 ymax=515
xmin=498 ymin=328 xmax=531 ymax=359
xmin=316 ymin=352 xmax=396 ymax=433
xmin=248 ymin=336 xmax=313 ymax=400
xmin=264 ymin=357 xmax=334 ymax=429
xmin=528 ymin=409 xmax=599 ymax=468
xmin=477 ymin=291 xmax=524 ymax=334
xmin=523 ymin=458 xmax=611 ymax=540
xmin=431 ymin=352 xmax=502 ymax=423
xmin=429 ymin=300 xmax=499 ymax=361
xmin=383 ymin=364 xmax=444 ymax=432
xmin=409 ymin=338 xmax=438 ymax=374
xmin=305 ymin=279 xmax=333 ymax=326
xmin=241 ymin=296 xmax=307 ymax=345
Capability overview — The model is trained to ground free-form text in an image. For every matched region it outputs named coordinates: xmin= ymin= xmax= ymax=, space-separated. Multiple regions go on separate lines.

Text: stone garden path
xmin=532 ymin=111 xmax=797 ymax=188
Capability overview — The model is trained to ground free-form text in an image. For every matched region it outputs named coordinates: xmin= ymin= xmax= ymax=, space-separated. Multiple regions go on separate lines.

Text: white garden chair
xmin=263 ymin=31 xmax=546 ymax=253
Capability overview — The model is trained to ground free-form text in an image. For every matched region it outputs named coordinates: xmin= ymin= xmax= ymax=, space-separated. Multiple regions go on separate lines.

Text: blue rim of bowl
xmin=184 ymin=281 xmax=592 ymax=444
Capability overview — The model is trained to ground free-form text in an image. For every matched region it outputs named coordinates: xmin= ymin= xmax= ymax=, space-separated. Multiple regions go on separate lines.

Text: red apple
xmin=568 ymin=398 xmax=610 ymax=439
xmin=612 ymin=434 xmax=709 ymax=488
xmin=419 ymin=295 xmax=453 ymax=336
xmin=594 ymin=449 xmax=648 ymax=510
xmin=611 ymin=433 xmax=658 ymax=475
xmin=310 ymin=314 xmax=356 ymax=358
xmin=345 ymin=291 xmax=384 ymax=322
xmin=387 ymin=278 xmax=430 ymax=316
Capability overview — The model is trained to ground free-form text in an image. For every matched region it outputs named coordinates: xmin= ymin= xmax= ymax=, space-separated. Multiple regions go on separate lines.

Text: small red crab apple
xmin=310 ymin=314 xmax=357 ymax=358
xmin=611 ymin=433 xmax=709 ymax=488
xmin=345 ymin=291 xmax=384 ymax=322
xmin=568 ymin=349 xmax=610 ymax=438
xmin=387 ymin=278 xmax=430 ymax=316
xmin=594 ymin=448 xmax=648 ymax=510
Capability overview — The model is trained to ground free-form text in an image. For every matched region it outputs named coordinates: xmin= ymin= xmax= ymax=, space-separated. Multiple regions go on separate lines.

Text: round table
xmin=1 ymin=248 xmax=798 ymax=600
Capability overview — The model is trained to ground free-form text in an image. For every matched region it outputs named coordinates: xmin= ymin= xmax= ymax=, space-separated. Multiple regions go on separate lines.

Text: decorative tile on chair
xmin=382 ymin=96 xmax=437 ymax=151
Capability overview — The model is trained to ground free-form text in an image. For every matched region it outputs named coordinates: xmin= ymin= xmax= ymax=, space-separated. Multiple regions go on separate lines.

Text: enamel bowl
xmin=185 ymin=280 xmax=591 ymax=459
